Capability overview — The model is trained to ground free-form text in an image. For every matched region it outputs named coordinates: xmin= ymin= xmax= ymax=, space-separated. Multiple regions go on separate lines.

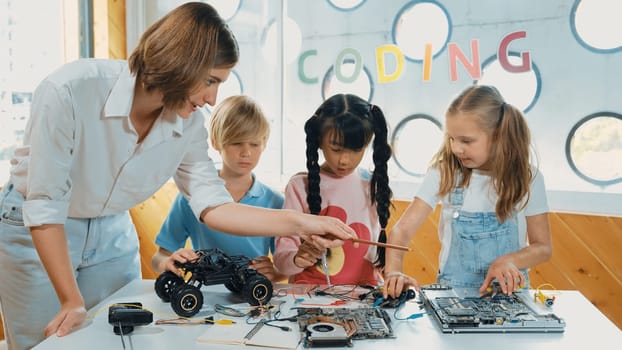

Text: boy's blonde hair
xmin=209 ymin=95 xmax=270 ymax=150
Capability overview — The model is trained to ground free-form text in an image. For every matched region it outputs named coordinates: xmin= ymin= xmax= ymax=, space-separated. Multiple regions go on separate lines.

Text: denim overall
xmin=437 ymin=184 xmax=529 ymax=289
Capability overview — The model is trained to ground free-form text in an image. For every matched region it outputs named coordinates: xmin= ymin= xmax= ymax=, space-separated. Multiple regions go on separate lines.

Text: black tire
xmin=154 ymin=271 xmax=184 ymax=302
xmin=225 ymin=278 xmax=243 ymax=293
xmin=171 ymin=285 xmax=204 ymax=317
xmin=243 ymin=275 xmax=273 ymax=306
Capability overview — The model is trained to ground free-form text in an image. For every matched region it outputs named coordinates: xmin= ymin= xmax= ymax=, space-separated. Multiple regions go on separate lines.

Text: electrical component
xmin=108 ymin=302 xmax=153 ymax=350
xmin=534 ymin=283 xmax=557 ymax=307
xmin=108 ymin=302 xmax=153 ymax=335
xmin=534 ymin=290 xmax=555 ymax=307
xmin=296 ymin=307 xmax=395 ymax=347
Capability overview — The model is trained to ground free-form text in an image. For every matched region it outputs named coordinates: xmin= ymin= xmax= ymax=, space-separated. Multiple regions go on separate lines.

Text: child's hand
xmin=382 ymin=271 xmax=420 ymax=299
xmin=293 ymin=240 xmax=326 ymax=269
xmin=250 ymin=256 xmax=285 ymax=282
xmin=164 ymin=248 xmax=198 ymax=275
xmin=480 ymin=257 xmax=524 ymax=295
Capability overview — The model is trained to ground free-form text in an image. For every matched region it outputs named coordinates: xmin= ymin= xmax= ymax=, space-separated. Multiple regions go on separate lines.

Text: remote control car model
xmin=154 ymin=248 xmax=273 ymax=317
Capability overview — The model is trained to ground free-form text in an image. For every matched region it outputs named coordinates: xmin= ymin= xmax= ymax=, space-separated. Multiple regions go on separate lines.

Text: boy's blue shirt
xmin=155 ymin=175 xmax=284 ymax=258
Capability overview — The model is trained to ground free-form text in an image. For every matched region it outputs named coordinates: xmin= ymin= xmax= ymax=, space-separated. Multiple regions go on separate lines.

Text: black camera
xmin=108 ymin=302 xmax=153 ymax=335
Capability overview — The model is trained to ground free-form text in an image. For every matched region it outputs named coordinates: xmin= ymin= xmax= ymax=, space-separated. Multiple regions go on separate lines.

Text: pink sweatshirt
xmin=274 ymin=169 xmax=382 ymax=285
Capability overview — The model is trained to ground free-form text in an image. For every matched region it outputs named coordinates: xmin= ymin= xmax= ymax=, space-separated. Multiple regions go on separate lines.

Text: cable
xmin=155 ymin=316 xmax=236 ymax=325
xmin=534 ymin=283 xmax=558 ymax=307
xmin=263 ymin=321 xmax=292 ymax=332
xmin=117 ymin=321 xmax=127 ymax=350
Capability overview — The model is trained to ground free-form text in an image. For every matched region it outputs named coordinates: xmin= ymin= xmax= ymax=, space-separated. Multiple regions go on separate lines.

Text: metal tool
xmin=244 ymin=319 xmax=266 ymax=342
xmin=321 ymin=252 xmax=331 ymax=287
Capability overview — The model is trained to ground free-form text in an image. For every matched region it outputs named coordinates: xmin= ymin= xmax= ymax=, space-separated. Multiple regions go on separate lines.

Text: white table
xmin=34 ymin=279 xmax=622 ymax=349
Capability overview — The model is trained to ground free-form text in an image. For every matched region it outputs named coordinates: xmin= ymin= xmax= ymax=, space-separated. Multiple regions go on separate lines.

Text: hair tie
xmin=497 ymin=102 xmax=506 ymax=127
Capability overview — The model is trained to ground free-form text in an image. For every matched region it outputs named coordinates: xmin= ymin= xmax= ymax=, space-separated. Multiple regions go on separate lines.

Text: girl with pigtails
xmin=274 ymin=93 xmax=393 ymax=285
xmin=383 ymin=85 xmax=552 ymax=300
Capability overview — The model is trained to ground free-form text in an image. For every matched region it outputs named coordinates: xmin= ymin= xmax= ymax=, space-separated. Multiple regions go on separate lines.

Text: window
xmin=0 ymin=0 xmax=80 ymax=184
xmin=566 ymin=113 xmax=622 ymax=186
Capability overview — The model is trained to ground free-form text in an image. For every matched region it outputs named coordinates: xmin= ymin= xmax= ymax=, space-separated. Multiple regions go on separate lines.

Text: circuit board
xmin=420 ymin=284 xmax=566 ymax=333
xmin=295 ymin=307 xmax=395 ymax=347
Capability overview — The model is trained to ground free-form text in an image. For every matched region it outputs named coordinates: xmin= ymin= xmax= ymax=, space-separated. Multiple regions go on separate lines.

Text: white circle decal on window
xmin=393 ymin=1 xmax=450 ymax=61
xmin=262 ymin=17 xmax=302 ymax=65
xmin=327 ymin=0 xmax=365 ymax=11
xmin=572 ymin=0 xmax=622 ymax=52
xmin=204 ymin=0 xmax=240 ymax=21
xmin=322 ymin=61 xmax=373 ymax=102
xmin=391 ymin=115 xmax=443 ymax=177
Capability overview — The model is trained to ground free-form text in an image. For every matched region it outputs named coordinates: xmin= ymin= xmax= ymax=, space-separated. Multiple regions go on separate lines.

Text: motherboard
xmin=295 ymin=307 xmax=395 ymax=347
xmin=420 ymin=284 xmax=566 ymax=333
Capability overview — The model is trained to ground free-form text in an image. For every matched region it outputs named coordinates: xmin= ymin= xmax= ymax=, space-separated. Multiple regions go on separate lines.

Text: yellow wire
xmin=533 ymin=283 xmax=559 ymax=306
xmin=535 ymin=283 xmax=556 ymax=291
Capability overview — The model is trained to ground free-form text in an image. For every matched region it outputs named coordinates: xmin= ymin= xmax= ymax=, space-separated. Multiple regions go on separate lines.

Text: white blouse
xmin=10 ymin=59 xmax=232 ymax=227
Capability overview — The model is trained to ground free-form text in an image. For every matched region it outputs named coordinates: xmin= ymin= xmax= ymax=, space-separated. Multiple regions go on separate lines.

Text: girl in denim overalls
xmin=383 ymin=85 xmax=552 ymax=299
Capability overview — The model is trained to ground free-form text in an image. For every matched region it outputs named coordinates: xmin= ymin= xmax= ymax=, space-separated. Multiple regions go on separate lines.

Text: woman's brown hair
xmin=128 ymin=2 xmax=239 ymax=110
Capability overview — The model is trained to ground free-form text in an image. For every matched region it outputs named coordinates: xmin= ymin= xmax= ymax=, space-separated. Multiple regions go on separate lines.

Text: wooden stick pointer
xmin=348 ymin=237 xmax=412 ymax=251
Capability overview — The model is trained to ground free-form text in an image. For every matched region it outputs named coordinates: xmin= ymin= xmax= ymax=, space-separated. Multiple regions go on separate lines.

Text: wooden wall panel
xmin=107 ymin=0 xmax=126 ymax=59
xmin=387 ymin=201 xmax=440 ymax=284
xmin=93 ymin=0 xmax=126 ymax=59
xmin=546 ymin=213 xmax=622 ymax=328
xmin=554 ymin=213 xmax=622 ymax=282
xmin=129 ymin=182 xmax=179 ymax=279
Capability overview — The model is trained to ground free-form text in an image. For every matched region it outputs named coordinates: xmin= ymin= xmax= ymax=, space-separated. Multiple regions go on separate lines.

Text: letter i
xmin=423 ymin=43 xmax=432 ymax=81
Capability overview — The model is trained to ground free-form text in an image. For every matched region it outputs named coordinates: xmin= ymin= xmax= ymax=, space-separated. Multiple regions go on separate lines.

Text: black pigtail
xmin=304 ymin=115 xmax=322 ymax=216
xmin=369 ymin=105 xmax=393 ymax=268
xmin=304 ymin=115 xmax=328 ymax=263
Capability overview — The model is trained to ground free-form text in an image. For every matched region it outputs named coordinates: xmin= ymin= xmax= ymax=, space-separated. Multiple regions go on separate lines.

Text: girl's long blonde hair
xmin=431 ymin=85 xmax=534 ymax=222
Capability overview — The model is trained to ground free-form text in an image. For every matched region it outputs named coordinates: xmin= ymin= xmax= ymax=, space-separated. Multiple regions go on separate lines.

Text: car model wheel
xmin=225 ymin=278 xmax=243 ymax=293
xmin=243 ymin=275 xmax=273 ymax=306
xmin=171 ymin=285 xmax=204 ymax=317
xmin=154 ymin=271 xmax=184 ymax=302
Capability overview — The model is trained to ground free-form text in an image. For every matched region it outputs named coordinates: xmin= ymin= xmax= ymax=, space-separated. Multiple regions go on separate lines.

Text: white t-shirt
xmin=416 ymin=167 xmax=549 ymax=271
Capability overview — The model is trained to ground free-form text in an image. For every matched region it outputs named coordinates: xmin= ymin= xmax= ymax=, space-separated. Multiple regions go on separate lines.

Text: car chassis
xmin=154 ymin=248 xmax=273 ymax=317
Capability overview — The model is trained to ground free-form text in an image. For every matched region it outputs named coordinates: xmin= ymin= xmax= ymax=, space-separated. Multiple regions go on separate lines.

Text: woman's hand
xmin=30 ymin=224 xmax=88 ymax=338
xmin=382 ymin=271 xmax=420 ymax=299
xmin=44 ymin=301 xmax=87 ymax=338
xmin=298 ymin=214 xmax=354 ymax=249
